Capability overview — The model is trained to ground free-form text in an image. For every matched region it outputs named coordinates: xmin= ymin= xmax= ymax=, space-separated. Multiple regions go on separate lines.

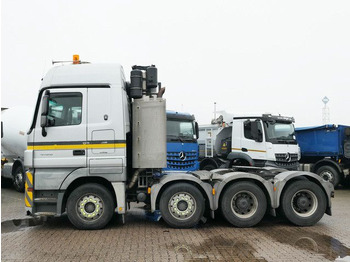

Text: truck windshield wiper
xmin=275 ymin=139 xmax=296 ymax=144
xmin=179 ymin=135 xmax=194 ymax=142
xmin=168 ymin=135 xmax=185 ymax=142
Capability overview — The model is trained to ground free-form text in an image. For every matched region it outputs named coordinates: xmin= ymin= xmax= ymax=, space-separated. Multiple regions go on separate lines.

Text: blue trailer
xmin=165 ymin=111 xmax=199 ymax=171
xmin=295 ymin=124 xmax=350 ymax=187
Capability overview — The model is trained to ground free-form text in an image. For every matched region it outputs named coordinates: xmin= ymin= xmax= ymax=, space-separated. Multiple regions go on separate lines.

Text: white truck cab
xmin=200 ymin=114 xmax=300 ymax=171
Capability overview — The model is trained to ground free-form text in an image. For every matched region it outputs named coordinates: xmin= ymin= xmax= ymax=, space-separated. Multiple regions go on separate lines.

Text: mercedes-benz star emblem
xmin=285 ymin=153 xmax=291 ymax=162
xmin=179 ymin=151 xmax=186 ymax=161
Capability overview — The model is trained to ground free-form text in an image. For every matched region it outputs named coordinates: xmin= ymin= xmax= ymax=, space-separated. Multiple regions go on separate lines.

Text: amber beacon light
xmin=73 ymin=54 xmax=80 ymax=64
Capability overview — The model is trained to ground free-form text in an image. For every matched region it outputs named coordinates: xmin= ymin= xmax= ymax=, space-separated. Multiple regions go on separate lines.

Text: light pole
xmin=322 ymin=96 xmax=330 ymax=124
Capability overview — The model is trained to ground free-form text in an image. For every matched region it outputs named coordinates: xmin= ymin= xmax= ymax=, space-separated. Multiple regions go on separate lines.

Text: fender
xmin=150 ymin=172 xmax=214 ymax=212
xmin=211 ymin=171 xmax=274 ymax=210
xmin=273 ymin=170 xmax=334 ymax=211
xmin=227 ymin=152 xmax=255 ymax=166
xmin=199 ymin=157 xmax=222 ymax=169
xmin=58 ymin=168 xmax=124 ymax=215
xmin=313 ymin=158 xmax=343 ymax=174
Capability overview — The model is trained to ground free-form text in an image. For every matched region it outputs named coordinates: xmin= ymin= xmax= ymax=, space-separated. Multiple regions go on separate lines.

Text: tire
xmin=67 ymin=183 xmax=115 ymax=230
xmin=280 ymin=180 xmax=327 ymax=226
xmin=316 ymin=165 xmax=342 ymax=187
xmin=220 ymin=182 xmax=267 ymax=227
xmin=159 ymin=183 xmax=205 ymax=228
xmin=13 ymin=166 xmax=25 ymax=192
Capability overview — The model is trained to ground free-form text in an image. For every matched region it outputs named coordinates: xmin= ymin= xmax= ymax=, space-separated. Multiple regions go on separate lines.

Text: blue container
xmin=295 ymin=125 xmax=350 ymax=158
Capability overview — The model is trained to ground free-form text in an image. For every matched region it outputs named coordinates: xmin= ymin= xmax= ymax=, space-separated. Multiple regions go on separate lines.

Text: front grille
xmin=274 ymin=153 xmax=299 ymax=170
xmin=275 ymin=153 xmax=298 ymax=163
xmin=167 ymin=151 xmax=197 ymax=170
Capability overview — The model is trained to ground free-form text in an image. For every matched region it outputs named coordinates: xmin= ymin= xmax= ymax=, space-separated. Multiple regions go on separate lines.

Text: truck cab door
xmin=240 ymin=119 xmax=267 ymax=161
xmin=32 ymin=88 xmax=87 ymax=168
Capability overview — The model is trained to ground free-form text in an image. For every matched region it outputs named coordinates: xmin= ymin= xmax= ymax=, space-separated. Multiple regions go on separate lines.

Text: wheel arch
xmin=199 ymin=158 xmax=219 ymax=170
xmin=60 ymin=176 xmax=117 ymax=215
xmin=151 ymin=175 xmax=213 ymax=213
xmin=313 ymin=159 xmax=342 ymax=175
xmin=213 ymin=173 xmax=273 ymax=211
xmin=274 ymin=171 xmax=333 ymax=215
xmin=227 ymin=152 xmax=254 ymax=166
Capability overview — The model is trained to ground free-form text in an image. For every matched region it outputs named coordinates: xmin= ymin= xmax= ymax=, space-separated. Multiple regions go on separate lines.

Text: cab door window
xmin=48 ymin=93 xmax=82 ymax=127
xmin=244 ymin=120 xmax=263 ymax=140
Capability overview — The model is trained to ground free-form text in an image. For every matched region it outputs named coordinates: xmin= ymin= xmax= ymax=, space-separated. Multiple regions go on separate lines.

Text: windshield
xmin=263 ymin=121 xmax=297 ymax=144
xmin=167 ymin=120 xmax=196 ymax=142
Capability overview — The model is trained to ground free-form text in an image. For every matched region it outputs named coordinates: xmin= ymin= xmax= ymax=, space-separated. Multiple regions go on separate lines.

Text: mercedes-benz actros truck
xmin=24 ymin=57 xmax=333 ymax=230
xmin=199 ymin=114 xmax=300 ymax=171
xmin=165 ymin=111 xmax=199 ymax=171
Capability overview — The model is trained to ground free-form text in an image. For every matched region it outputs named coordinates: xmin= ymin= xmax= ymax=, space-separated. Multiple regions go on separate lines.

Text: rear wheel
xmin=159 ymin=183 xmax=205 ymax=228
xmin=280 ymin=180 xmax=327 ymax=226
xmin=13 ymin=166 xmax=25 ymax=192
xmin=316 ymin=165 xmax=342 ymax=187
xmin=220 ymin=182 xmax=267 ymax=227
xmin=67 ymin=183 xmax=114 ymax=230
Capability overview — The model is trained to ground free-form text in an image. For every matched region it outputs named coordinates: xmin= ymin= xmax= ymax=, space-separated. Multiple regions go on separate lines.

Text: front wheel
xmin=316 ymin=165 xmax=342 ymax=187
xmin=280 ymin=180 xmax=327 ymax=226
xmin=159 ymin=183 xmax=205 ymax=228
xmin=13 ymin=166 xmax=25 ymax=192
xmin=67 ymin=183 xmax=115 ymax=230
xmin=220 ymin=182 xmax=267 ymax=227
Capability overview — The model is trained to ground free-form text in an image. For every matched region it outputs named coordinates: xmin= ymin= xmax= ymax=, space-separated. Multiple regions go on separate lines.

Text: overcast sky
xmin=1 ymin=0 xmax=350 ymax=127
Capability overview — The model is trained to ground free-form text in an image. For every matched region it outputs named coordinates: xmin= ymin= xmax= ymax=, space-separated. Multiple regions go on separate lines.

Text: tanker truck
xmin=1 ymin=106 xmax=32 ymax=191
xmin=24 ymin=57 xmax=333 ymax=230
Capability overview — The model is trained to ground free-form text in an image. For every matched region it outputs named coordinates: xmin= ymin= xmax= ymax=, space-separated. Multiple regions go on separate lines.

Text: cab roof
xmin=40 ymin=63 xmax=125 ymax=89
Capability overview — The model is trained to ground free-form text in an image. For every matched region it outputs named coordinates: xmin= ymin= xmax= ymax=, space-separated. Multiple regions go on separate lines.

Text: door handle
xmin=241 ymin=148 xmax=248 ymax=152
xmin=73 ymin=150 xmax=85 ymax=156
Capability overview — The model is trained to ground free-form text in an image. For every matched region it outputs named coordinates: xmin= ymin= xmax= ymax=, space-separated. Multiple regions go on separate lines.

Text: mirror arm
xmin=42 ymin=127 xmax=47 ymax=137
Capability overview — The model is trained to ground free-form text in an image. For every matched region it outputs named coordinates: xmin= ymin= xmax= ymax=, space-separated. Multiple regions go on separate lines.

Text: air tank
xmin=132 ymin=96 xmax=166 ymax=168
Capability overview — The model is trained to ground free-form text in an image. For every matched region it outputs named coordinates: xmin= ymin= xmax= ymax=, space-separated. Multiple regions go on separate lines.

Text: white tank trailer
xmin=1 ymin=106 xmax=33 ymax=191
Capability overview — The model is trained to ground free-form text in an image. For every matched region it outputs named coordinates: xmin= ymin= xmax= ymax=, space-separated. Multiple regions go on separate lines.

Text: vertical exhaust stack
xmin=130 ymin=65 xmax=167 ymax=169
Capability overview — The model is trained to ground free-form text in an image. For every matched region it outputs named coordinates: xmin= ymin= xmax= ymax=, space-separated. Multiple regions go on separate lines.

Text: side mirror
xmin=195 ymin=122 xmax=199 ymax=139
xmin=41 ymin=94 xmax=49 ymax=116
xmin=40 ymin=115 xmax=48 ymax=128
xmin=40 ymin=91 xmax=50 ymax=136
xmin=251 ymin=120 xmax=263 ymax=142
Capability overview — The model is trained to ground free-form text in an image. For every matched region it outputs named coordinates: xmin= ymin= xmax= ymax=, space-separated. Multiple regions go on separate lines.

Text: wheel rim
xmin=168 ymin=192 xmax=196 ymax=220
xmin=291 ymin=189 xmax=318 ymax=217
xmin=320 ymin=170 xmax=334 ymax=183
xmin=77 ymin=194 xmax=104 ymax=221
xmin=14 ymin=171 xmax=23 ymax=188
xmin=231 ymin=190 xmax=258 ymax=218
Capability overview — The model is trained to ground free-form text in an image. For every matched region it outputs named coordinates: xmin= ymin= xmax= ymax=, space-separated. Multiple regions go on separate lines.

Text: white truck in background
xmin=199 ymin=113 xmax=300 ymax=171
xmin=24 ymin=57 xmax=333 ymax=230
xmin=1 ymin=106 xmax=32 ymax=191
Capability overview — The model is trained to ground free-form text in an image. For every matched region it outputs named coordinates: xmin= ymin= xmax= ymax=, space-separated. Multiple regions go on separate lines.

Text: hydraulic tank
xmin=132 ymin=97 xmax=166 ymax=168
